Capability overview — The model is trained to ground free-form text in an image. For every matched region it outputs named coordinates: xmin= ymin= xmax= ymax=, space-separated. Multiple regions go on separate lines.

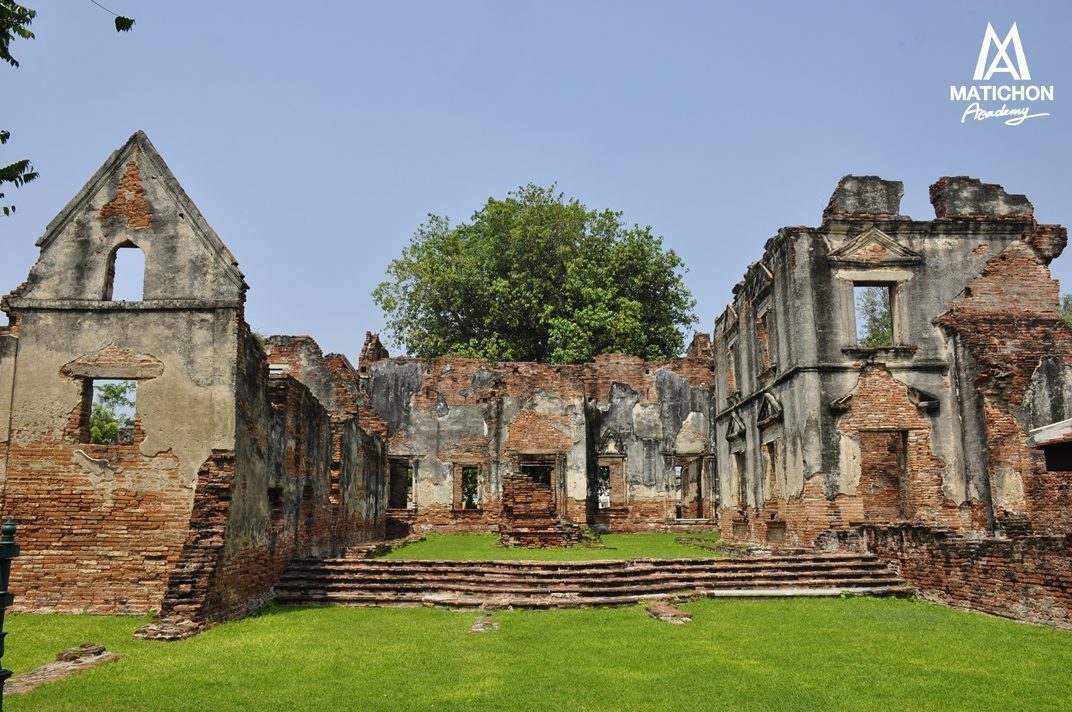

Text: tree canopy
xmin=89 ymin=380 xmax=135 ymax=444
xmin=373 ymin=184 xmax=696 ymax=364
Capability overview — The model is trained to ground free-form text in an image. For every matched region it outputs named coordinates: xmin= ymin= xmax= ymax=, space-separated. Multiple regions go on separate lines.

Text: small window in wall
xmin=388 ymin=459 xmax=416 ymax=510
xmin=597 ymin=465 xmax=611 ymax=510
xmin=82 ymin=378 xmax=136 ymax=444
xmin=104 ymin=244 xmax=146 ymax=301
xmin=726 ymin=338 xmax=739 ymax=395
xmin=267 ymin=486 xmax=284 ymax=517
xmin=733 ymin=451 xmax=747 ymax=510
xmin=854 ymin=284 xmax=894 ymax=347
xmin=673 ymin=464 xmax=683 ymax=519
xmin=521 ymin=463 xmax=553 ymax=487
xmin=460 ymin=466 xmax=480 ymax=510
xmin=756 ymin=312 xmax=771 ymax=370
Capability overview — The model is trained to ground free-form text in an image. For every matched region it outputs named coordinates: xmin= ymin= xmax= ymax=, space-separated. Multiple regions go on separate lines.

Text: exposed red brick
xmin=99 ymin=161 xmax=151 ymax=229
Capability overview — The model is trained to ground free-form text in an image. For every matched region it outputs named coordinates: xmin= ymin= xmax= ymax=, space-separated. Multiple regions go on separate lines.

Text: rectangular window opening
xmin=726 ymin=337 xmax=739 ymax=395
xmin=597 ymin=465 xmax=611 ymax=510
xmin=83 ymin=378 xmax=137 ymax=444
xmin=521 ymin=463 xmax=553 ymax=487
xmin=733 ymin=451 xmax=747 ymax=510
xmin=756 ymin=312 xmax=772 ymax=370
xmin=460 ymin=466 xmax=480 ymax=510
xmin=854 ymin=284 xmax=894 ymax=348
xmin=673 ymin=464 xmax=684 ymax=518
xmin=388 ymin=459 xmax=415 ymax=510
xmin=267 ymin=486 xmax=284 ymax=517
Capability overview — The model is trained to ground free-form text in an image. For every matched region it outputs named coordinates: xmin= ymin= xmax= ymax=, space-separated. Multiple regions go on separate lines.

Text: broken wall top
xmin=9 ymin=131 xmax=246 ymax=305
xmin=717 ymin=174 xmax=1058 ymax=328
xmin=264 ymin=335 xmax=365 ymax=416
xmin=823 ymin=176 xmax=906 ymax=224
xmin=929 ymin=177 xmax=1034 ymax=221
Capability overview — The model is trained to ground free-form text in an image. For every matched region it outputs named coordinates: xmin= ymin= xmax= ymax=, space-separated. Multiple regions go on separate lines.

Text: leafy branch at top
xmin=1 ymin=1 xmax=134 ymax=216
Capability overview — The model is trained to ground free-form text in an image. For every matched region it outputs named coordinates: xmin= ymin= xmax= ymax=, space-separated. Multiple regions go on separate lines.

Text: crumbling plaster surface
xmin=8 ymin=303 xmax=239 ymax=491
xmin=713 ymin=174 xmax=1068 ymax=544
xmin=365 ymin=353 xmax=714 ymax=525
xmin=16 ymin=135 xmax=243 ymax=304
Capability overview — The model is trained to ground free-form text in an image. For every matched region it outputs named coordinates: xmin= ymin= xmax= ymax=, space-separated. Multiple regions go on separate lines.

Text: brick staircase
xmin=273 ymin=552 xmax=911 ymax=609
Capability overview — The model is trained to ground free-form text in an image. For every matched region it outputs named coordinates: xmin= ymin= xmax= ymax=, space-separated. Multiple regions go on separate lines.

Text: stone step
xmin=286 ymin=554 xmax=884 ymax=574
xmin=275 ymin=585 xmax=913 ymax=609
xmin=280 ymin=560 xmax=890 ymax=582
xmin=276 ymin=576 xmax=906 ymax=599
xmin=275 ymin=566 xmax=898 ymax=590
xmin=294 ymin=552 xmax=879 ymax=568
xmin=274 ymin=553 xmax=910 ymax=609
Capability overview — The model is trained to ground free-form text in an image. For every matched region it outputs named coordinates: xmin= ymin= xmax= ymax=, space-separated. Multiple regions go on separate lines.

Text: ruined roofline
xmin=323 ymin=352 xmax=357 ymax=374
xmin=264 ymin=334 xmax=324 ymax=350
xmin=823 ymin=174 xmax=1035 ymax=226
xmin=713 ymin=174 xmax=1052 ymax=330
xmin=34 ymin=130 xmax=246 ymax=292
xmin=363 ymin=349 xmax=714 ymax=372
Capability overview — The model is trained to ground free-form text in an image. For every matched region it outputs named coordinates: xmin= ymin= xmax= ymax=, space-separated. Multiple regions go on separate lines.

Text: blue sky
xmin=2 ymin=1 xmax=1069 ymax=358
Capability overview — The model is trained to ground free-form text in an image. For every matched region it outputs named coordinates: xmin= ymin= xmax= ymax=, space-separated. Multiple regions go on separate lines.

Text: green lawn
xmin=379 ymin=532 xmax=725 ymax=560
xmin=5 ymin=598 xmax=1071 ymax=711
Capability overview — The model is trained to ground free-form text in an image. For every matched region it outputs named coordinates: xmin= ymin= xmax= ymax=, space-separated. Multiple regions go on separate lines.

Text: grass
xmin=4 ymin=598 xmax=1072 ymax=711
xmin=378 ymin=532 xmax=726 ymax=560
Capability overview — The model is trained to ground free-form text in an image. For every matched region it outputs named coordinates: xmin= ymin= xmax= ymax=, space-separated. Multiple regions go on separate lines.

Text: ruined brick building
xmin=360 ymin=347 xmax=714 ymax=546
xmin=712 ymin=175 xmax=1072 ymax=547
xmin=1 ymin=132 xmax=1070 ymax=629
xmin=0 ymin=133 xmax=385 ymax=623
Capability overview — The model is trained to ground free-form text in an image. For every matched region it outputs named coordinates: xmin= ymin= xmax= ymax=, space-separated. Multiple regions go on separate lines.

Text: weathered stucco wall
xmin=0 ymin=132 xmax=245 ymax=613
xmin=713 ymin=175 xmax=1071 ymax=546
xmin=0 ymin=132 xmax=386 ymax=626
xmin=362 ymin=351 xmax=714 ymax=535
xmin=1 ymin=308 xmax=239 ymax=613
xmin=263 ymin=336 xmax=386 ymax=546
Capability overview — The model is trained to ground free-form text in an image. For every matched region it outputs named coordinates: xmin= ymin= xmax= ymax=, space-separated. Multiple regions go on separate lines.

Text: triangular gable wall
xmin=16 ymin=131 xmax=245 ymax=303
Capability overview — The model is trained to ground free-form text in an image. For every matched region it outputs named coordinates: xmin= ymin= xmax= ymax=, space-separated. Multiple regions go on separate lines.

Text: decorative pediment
xmin=828 ymin=226 xmax=922 ymax=267
xmin=907 ymin=386 xmax=940 ymax=412
xmin=757 ymin=393 xmax=784 ymax=427
xmin=726 ymin=411 xmax=747 ymax=440
xmin=829 ymin=384 xmax=939 ymax=414
xmin=598 ymin=430 xmax=625 ymax=455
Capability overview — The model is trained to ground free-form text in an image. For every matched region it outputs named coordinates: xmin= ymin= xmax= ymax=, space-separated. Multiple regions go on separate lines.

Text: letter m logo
xmin=974 ymin=22 xmax=1031 ymax=81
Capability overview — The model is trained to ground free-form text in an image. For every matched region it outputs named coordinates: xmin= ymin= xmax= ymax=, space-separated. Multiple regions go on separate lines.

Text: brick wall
xmin=4 ymin=436 xmax=191 ymax=614
xmin=848 ymin=525 xmax=1072 ymax=630
xmin=156 ymin=329 xmax=337 ymax=627
xmin=369 ymin=350 xmax=714 ymax=537
xmin=834 ymin=366 xmax=958 ymax=525
xmin=937 ymin=239 xmax=1072 ymax=530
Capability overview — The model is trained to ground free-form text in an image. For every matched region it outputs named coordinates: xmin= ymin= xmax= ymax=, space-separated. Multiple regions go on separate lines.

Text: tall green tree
xmin=373 ymin=184 xmax=696 ymax=364
xmin=89 ymin=380 xmax=135 ymax=444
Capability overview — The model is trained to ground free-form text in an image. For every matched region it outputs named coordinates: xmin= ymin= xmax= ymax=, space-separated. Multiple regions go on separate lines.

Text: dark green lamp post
xmin=0 ymin=518 xmax=19 ymax=710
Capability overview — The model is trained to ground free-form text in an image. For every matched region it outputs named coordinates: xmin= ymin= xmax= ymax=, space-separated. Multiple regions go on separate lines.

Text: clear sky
xmin=2 ymin=1 xmax=1069 ymax=359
